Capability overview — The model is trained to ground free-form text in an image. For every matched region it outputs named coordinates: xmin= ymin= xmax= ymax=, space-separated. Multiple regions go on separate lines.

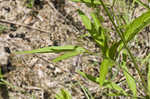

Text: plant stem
xmin=135 ymin=0 xmax=150 ymax=10
xmin=99 ymin=0 xmax=149 ymax=95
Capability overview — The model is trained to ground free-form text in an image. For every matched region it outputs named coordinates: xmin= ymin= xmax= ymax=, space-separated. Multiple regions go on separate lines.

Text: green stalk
xmin=135 ymin=0 xmax=150 ymax=9
xmin=99 ymin=0 xmax=149 ymax=96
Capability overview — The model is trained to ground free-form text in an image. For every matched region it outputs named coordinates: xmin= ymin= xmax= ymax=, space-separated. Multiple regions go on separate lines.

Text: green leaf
xmin=90 ymin=23 xmax=108 ymax=56
xmin=122 ymin=62 xmax=137 ymax=97
xmin=141 ymin=53 xmax=150 ymax=65
xmin=125 ymin=11 xmax=150 ymax=42
xmin=55 ymin=89 xmax=72 ymax=99
xmin=103 ymin=80 xmax=127 ymax=96
xmin=78 ymin=10 xmax=92 ymax=30
xmin=142 ymin=53 xmax=150 ymax=93
xmin=78 ymin=10 xmax=109 ymax=56
xmin=77 ymin=70 xmax=98 ymax=83
xmin=107 ymin=92 xmax=126 ymax=97
xmin=71 ymin=0 xmax=101 ymax=5
xmin=53 ymin=46 xmax=85 ymax=62
xmin=91 ymin=13 xmax=101 ymax=31
xmin=134 ymin=0 xmax=150 ymax=9
xmin=119 ymin=11 xmax=150 ymax=50
xmin=78 ymin=82 xmax=94 ymax=99
xmin=147 ymin=60 xmax=150 ymax=92
xmin=0 ymin=24 xmax=7 ymax=34
xmin=26 ymin=0 xmax=35 ymax=8
xmin=78 ymin=71 xmax=127 ymax=96
xmin=15 ymin=45 xmax=78 ymax=54
xmin=99 ymin=58 xmax=114 ymax=86
xmin=53 ymin=51 xmax=79 ymax=62
xmin=108 ymin=42 xmax=120 ymax=60
xmin=15 ymin=45 xmax=86 ymax=62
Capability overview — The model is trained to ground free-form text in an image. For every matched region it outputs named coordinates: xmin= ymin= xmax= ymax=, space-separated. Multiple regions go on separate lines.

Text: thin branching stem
xmin=99 ymin=0 xmax=149 ymax=96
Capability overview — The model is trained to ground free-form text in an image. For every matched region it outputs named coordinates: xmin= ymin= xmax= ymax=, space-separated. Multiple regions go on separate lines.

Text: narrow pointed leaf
xmin=71 ymin=0 xmax=101 ymax=5
xmin=108 ymin=42 xmax=120 ymax=60
xmin=135 ymin=0 xmax=150 ymax=9
xmin=119 ymin=11 xmax=150 ymax=50
xmin=148 ymin=61 xmax=150 ymax=92
xmin=103 ymin=80 xmax=127 ymax=96
xmin=52 ymin=51 xmax=80 ymax=62
xmin=91 ymin=13 xmax=101 ymax=31
xmin=15 ymin=45 xmax=77 ymax=54
xmin=61 ymin=89 xmax=72 ymax=99
xmin=99 ymin=59 xmax=114 ymax=86
xmin=78 ymin=82 xmax=94 ymax=99
xmin=122 ymin=62 xmax=137 ymax=97
xmin=55 ymin=89 xmax=72 ymax=99
xmin=125 ymin=11 xmax=150 ymax=42
xmin=53 ymin=47 xmax=86 ymax=62
xmin=78 ymin=10 xmax=92 ymax=30
xmin=77 ymin=70 xmax=98 ymax=83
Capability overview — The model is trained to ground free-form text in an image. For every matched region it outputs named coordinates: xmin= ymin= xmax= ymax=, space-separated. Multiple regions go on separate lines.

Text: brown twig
xmin=0 ymin=19 xmax=50 ymax=33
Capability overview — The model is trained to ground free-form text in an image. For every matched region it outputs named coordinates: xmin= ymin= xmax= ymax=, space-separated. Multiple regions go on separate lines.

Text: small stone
xmin=54 ymin=67 xmax=62 ymax=74
xmin=9 ymin=33 xmax=14 ymax=38
xmin=47 ymin=64 xmax=55 ymax=70
xmin=38 ymin=69 xmax=44 ymax=78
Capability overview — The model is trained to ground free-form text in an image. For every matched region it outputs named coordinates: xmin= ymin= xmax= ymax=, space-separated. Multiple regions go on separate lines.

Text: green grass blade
xmin=141 ymin=53 xmax=150 ymax=93
xmin=142 ymin=53 xmax=150 ymax=92
xmin=71 ymin=0 xmax=101 ymax=5
xmin=148 ymin=59 xmax=150 ymax=92
xmin=119 ymin=11 xmax=150 ymax=50
xmin=91 ymin=12 xmax=101 ymax=31
xmin=78 ymin=82 xmax=94 ymax=99
xmin=52 ymin=51 xmax=80 ymax=62
xmin=122 ymin=62 xmax=137 ymax=98
xmin=77 ymin=70 xmax=98 ymax=83
xmin=55 ymin=93 xmax=63 ymax=99
xmin=108 ymin=42 xmax=120 ymax=60
xmin=55 ymin=89 xmax=72 ymax=99
xmin=78 ymin=67 xmax=127 ymax=95
xmin=141 ymin=53 xmax=150 ymax=65
xmin=135 ymin=0 xmax=150 ymax=9
xmin=107 ymin=92 xmax=142 ymax=98
xmin=15 ymin=45 xmax=86 ymax=62
xmin=107 ymin=92 xmax=125 ymax=97
xmin=125 ymin=11 xmax=150 ymax=42
xmin=61 ymin=89 xmax=72 ymax=99
xmin=103 ymin=80 xmax=127 ymax=96
xmin=78 ymin=10 xmax=109 ymax=56
xmin=15 ymin=45 xmax=78 ymax=54
xmin=99 ymin=58 xmax=114 ymax=86
xmin=78 ymin=10 xmax=92 ymax=30
xmin=52 ymin=47 xmax=86 ymax=62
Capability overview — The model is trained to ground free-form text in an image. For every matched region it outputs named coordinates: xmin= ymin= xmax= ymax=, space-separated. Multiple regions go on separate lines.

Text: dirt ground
xmin=0 ymin=0 xmax=102 ymax=99
xmin=0 ymin=0 xmax=149 ymax=99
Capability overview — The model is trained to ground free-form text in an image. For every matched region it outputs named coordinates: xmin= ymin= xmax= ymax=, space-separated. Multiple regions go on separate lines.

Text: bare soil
xmin=0 ymin=0 xmax=149 ymax=99
xmin=0 ymin=0 xmax=101 ymax=99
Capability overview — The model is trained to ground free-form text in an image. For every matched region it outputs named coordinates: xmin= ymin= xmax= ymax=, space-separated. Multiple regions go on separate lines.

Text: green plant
xmin=78 ymin=81 xmax=94 ymax=99
xmin=26 ymin=0 xmax=35 ymax=8
xmin=55 ymin=89 xmax=72 ymax=99
xmin=15 ymin=45 xmax=86 ymax=62
xmin=0 ymin=24 xmax=7 ymax=34
xmin=15 ymin=0 xmax=150 ymax=98
xmin=0 ymin=68 xmax=15 ymax=89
